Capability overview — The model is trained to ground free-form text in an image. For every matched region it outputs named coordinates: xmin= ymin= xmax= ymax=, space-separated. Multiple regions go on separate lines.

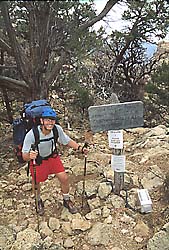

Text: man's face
xmin=41 ymin=118 xmax=55 ymax=131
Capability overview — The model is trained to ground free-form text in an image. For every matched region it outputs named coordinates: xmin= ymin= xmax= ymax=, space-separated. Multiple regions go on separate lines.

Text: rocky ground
xmin=0 ymin=121 xmax=169 ymax=250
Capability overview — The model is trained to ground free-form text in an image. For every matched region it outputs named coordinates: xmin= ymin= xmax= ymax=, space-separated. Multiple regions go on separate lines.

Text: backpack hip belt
xmin=35 ymin=149 xmax=58 ymax=165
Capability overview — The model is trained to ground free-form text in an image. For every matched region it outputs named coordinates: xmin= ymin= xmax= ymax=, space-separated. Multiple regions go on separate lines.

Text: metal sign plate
xmin=88 ymin=101 xmax=144 ymax=132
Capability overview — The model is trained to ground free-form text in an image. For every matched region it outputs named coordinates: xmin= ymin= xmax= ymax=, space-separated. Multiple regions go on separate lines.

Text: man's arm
xmin=67 ymin=139 xmax=88 ymax=154
xmin=22 ymin=129 xmax=37 ymax=161
xmin=67 ymin=139 xmax=80 ymax=150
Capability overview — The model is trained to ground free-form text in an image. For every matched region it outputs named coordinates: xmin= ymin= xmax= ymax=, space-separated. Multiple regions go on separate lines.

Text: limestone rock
xmin=147 ymin=223 xmax=169 ymax=250
xmin=11 ymin=228 xmax=42 ymax=250
xmin=0 ymin=225 xmax=15 ymax=250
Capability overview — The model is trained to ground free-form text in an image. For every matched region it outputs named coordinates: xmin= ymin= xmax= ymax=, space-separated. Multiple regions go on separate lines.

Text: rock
xmin=71 ymin=161 xmax=98 ymax=176
xmin=4 ymin=198 xmax=13 ymax=208
xmin=71 ymin=218 xmax=91 ymax=231
xmin=11 ymin=228 xmax=42 ymax=250
xmin=110 ymin=194 xmax=125 ymax=208
xmin=85 ymin=208 xmax=102 ymax=220
xmin=0 ymin=225 xmax=15 ymax=250
xmin=87 ymin=197 xmax=101 ymax=211
xmin=49 ymin=244 xmax=65 ymax=250
xmin=1 ymin=122 xmax=169 ymax=250
xmin=0 ymin=180 xmax=8 ymax=188
xmin=110 ymin=248 xmax=122 ymax=250
xmin=134 ymin=220 xmax=150 ymax=237
xmin=76 ymin=179 xmax=99 ymax=197
xmin=98 ymin=182 xmax=112 ymax=199
xmin=82 ymin=244 xmax=90 ymax=250
xmin=61 ymin=222 xmax=73 ymax=235
xmin=102 ymin=206 xmax=110 ymax=218
xmin=4 ymin=184 xmax=17 ymax=192
xmin=147 ymin=223 xmax=169 ymax=250
xmin=40 ymin=221 xmax=53 ymax=238
xmin=17 ymin=174 xmax=28 ymax=186
xmin=22 ymin=183 xmax=32 ymax=191
xmin=87 ymin=222 xmax=115 ymax=246
xmin=145 ymin=125 xmax=167 ymax=137
xmin=135 ymin=236 xmax=143 ymax=243
xmin=61 ymin=208 xmax=82 ymax=221
xmin=104 ymin=215 xmax=113 ymax=224
xmin=49 ymin=217 xmax=60 ymax=231
xmin=43 ymin=236 xmax=53 ymax=249
xmin=120 ymin=213 xmax=135 ymax=225
xmin=142 ymin=166 xmax=163 ymax=190
xmin=64 ymin=237 xmax=74 ymax=248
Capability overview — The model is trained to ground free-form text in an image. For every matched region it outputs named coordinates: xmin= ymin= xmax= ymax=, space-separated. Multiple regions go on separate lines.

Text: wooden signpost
xmin=108 ymin=130 xmax=125 ymax=194
xmin=88 ymin=100 xmax=144 ymax=195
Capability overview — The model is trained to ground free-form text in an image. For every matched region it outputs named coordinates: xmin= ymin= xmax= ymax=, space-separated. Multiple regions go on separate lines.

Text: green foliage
xmin=146 ymin=61 xmax=169 ymax=106
xmin=5 ymin=0 xmax=98 ymax=56
xmin=123 ymin=0 xmax=169 ymax=42
xmin=74 ymin=86 xmax=93 ymax=110
xmin=145 ymin=61 xmax=169 ymax=126
xmin=58 ymin=64 xmax=94 ymax=111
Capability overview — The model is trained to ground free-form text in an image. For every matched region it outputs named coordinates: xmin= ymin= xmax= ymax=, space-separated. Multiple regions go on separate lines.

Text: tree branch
xmin=45 ymin=50 xmax=67 ymax=87
xmin=0 ymin=37 xmax=13 ymax=55
xmin=0 ymin=75 xmax=29 ymax=93
xmin=80 ymin=0 xmax=120 ymax=30
xmin=0 ymin=2 xmax=31 ymax=83
xmin=0 ymin=65 xmax=17 ymax=69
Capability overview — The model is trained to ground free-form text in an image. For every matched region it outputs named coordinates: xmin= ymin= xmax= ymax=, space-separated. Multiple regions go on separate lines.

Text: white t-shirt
xmin=22 ymin=124 xmax=71 ymax=157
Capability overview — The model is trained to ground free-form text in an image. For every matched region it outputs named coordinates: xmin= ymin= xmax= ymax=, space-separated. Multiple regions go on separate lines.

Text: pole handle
xmin=81 ymin=142 xmax=88 ymax=154
xmin=31 ymin=144 xmax=37 ymax=165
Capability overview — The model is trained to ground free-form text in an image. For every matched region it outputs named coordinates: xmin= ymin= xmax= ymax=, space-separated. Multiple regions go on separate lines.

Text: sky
xmin=92 ymin=0 xmax=169 ymax=57
xmin=93 ymin=0 xmax=128 ymax=33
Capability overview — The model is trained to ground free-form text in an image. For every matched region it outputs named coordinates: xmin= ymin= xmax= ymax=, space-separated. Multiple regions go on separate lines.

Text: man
xmin=22 ymin=107 xmax=87 ymax=215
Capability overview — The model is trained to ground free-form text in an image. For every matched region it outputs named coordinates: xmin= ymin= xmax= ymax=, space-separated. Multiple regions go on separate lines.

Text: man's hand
xmin=29 ymin=150 xmax=38 ymax=160
xmin=81 ymin=142 xmax=88 ymax=155
xmin=82 ymin=147 xmax=88 ymax=155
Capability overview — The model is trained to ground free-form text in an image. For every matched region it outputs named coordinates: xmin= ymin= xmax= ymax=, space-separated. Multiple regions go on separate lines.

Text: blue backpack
xmin=13 ymin=100 xmax=58 ymax=164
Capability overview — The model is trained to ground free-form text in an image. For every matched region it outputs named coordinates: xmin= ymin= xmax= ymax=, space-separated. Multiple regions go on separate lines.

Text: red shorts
xmin=30 ymin=155 xmax=65 ymax=183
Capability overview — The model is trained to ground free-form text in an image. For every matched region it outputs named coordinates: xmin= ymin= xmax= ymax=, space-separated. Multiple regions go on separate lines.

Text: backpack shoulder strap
xmin=53 ymin=125 xmax=59 ymax=144
xmin=32 ymin=126 xmax=40 ymax=149
xmin=32 ymin=125 xmax=58 ymax=152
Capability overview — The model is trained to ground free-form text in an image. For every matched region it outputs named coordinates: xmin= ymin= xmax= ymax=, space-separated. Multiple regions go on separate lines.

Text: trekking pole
xmin=31 ymin=144 xmax=40 ymax=232
xmin=81 ymin=142 xmax=88 ymax=209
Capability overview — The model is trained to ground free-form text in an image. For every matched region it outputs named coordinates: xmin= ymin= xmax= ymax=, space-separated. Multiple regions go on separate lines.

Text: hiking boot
xmin=35 ymin=198 xmax=44 ymax=216
xmin=63 ymin=199 xmax=78 ymax=214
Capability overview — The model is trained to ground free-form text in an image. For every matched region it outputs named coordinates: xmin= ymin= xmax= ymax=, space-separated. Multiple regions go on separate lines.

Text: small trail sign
xmin=111 ymin=154 xmax=126 ymax=172
xmin=88 ymin=101 xmax=144 ymax=132
xmin=108 ymin=130 xmax=123 ymax=149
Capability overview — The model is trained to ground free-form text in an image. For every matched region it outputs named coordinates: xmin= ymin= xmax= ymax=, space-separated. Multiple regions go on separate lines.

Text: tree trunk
xmin=2 ymin=88 xmax=13 ymax=123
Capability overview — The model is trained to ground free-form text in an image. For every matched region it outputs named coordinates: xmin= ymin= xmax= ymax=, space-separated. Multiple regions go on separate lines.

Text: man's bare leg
xmin=56 ymin=172 xmax=78 ymax=214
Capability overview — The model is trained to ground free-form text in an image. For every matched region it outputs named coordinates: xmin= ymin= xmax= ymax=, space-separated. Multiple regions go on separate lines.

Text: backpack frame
xmin=13 ymin=99 xmax=59 ymax=164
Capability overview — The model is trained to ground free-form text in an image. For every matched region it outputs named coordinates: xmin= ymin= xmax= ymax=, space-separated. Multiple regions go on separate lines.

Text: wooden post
xmin=109 ymin=94 xmax=124 ymax=195
xmin=108 ymin=129 xmax=125 ymax=195
xmin=113 ymin=148 xmax=124 ymax=195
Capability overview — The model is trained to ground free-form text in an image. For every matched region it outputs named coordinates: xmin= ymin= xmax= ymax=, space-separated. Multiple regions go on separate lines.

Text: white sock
xmin=63 ymin=193 xmax=70 ymax=201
